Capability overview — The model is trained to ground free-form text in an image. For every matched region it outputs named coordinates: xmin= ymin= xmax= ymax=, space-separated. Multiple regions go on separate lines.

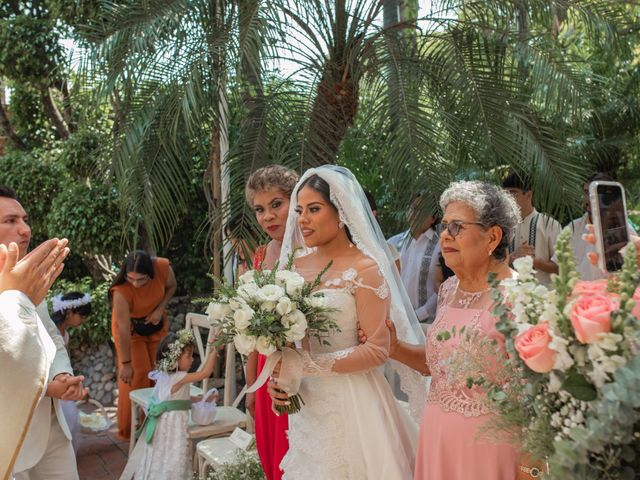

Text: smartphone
xmin=589 ymin=181 xmax=629 ymax=273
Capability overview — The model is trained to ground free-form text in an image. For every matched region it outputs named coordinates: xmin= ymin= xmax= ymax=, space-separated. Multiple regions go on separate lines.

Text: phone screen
xmin=595 ymin=183 xmax=628 ymax=272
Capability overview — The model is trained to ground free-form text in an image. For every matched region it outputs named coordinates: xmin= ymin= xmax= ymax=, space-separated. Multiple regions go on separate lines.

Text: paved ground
xmin=76 ymin=407 xmax=128 ymax=480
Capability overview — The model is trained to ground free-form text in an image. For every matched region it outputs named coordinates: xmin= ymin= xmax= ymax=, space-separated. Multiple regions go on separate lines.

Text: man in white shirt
xmin=560 ymin=173 xmax=637 ymax=281
xmin=502 ymin=173 xmax=561 ymax=285
xmin=0 ymin=238 xmax=70 ymax=479
xmin=0 ymin=185 xmax=87 ymax=480
xmin=398 ymin=194 xmax=440 ymax=325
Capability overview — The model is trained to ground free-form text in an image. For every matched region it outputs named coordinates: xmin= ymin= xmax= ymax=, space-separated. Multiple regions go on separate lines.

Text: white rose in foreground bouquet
xmin=441 ymin=230 xmax=640 ymax=479
xmin=206 ymin=252 xmax=339 ymax=413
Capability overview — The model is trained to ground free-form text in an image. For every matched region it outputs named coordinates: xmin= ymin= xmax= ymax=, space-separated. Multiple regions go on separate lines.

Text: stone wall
xmin=69 ymin=295 xmax=200 ymax=406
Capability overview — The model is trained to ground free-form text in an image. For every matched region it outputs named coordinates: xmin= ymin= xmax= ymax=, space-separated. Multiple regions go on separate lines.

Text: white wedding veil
xmin=278 ymin=164 xmax=429 ymax=422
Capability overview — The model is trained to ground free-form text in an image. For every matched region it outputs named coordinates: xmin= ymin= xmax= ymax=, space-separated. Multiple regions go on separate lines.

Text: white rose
xmin=238 ymin=270 xmax=257 ymax=285
xmin=285 ymin=321 xmax=307 ymax=342
xmin=257 ymin=284 xmax=286 ymax=303
xmin=275 ymin=297 xmax=293 ymax=316
xmin=308 ymin=294 xmax=326 ymax=309
xmin=237 ymin=282 xmax=259 ymax=302
xmin=256 ymin=336 xmax=277 ymax=356
xmin=284 ymin=309 xmax=307 ymax=330
xmin=261 ymin=301 xmax=276 ymax=312
xmin=285 ymin=275 xmax=305 ymax=296
xmin=233 ymin=333 xmax=257 ymax=356
xmin=275 ymin=270 xmax=296 ymax=287
xmin=229 ymin=296 xmax=248 ymax=311
xmin=233 ymin=308 xmax=254 ymax=331
xmin=206 ymin=302 xmax=231 ymax=321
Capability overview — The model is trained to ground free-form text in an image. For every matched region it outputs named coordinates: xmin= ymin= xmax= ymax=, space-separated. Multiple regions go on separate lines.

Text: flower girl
xmin=51 ymin=291 xmax=93 ymax=453
xmin=120 ymin=328 xmax=218 ymax=480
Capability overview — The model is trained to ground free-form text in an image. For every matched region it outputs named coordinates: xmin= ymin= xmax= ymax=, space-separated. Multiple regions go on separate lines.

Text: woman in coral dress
xmin=110 ymin=251 xmax=177 ymax=440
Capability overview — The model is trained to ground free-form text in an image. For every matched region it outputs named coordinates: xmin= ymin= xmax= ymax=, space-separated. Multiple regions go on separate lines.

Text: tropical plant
xmin=82 ymin=0 xmax=637 ymax=279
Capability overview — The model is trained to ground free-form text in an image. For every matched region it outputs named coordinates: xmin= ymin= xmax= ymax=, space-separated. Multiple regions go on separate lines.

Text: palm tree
xmin=82 ymin=0 xmax=631 ymax=274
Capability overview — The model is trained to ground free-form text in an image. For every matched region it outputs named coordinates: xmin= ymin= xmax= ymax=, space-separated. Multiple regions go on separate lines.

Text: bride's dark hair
xmin=298 ymin=174 xmax=353 ymax=243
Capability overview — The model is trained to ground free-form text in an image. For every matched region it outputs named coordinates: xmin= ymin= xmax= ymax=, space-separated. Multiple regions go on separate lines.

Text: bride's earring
xmin=338 ymin=221 xmax=344 ymax=229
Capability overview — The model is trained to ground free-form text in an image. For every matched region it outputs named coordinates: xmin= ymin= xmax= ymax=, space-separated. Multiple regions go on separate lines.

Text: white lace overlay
xmin=134 ymin=371 xmax=191 ymax=480
xmin=281 ymin=289 xmax=416 ymax=480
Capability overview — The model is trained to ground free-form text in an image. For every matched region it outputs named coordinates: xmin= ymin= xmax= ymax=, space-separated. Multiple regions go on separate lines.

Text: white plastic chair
xmin=128 ymin=312 xmax=248 ymax=454
xmin=196 ymin=427 xmax=256 ymax=476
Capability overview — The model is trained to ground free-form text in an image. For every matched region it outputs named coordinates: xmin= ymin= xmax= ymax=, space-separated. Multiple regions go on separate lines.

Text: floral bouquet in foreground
xmin=451 ymin=229 xmax=640 ymax=479
xmin=206 ymin=252 xmax=339 ymax=414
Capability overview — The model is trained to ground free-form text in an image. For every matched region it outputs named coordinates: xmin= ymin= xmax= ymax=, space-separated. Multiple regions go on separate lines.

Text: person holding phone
xmin=110 ymin=250 xmax=177 ymax=440
xmin=555 ymin=173 xmax=636 ymax=280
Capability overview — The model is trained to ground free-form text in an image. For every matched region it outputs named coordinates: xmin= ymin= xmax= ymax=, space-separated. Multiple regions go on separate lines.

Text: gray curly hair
xmin=440 ymin=180 xmax=521 ymax=261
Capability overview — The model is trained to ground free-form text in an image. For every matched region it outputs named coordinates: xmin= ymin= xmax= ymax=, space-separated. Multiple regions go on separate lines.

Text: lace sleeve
xmin=301 ymin=264 xmax=390 ymax=376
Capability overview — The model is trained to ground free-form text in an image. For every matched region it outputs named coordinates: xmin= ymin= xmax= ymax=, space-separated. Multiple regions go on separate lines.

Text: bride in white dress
xmin=271 ymin=165 xmax=428 ymax=479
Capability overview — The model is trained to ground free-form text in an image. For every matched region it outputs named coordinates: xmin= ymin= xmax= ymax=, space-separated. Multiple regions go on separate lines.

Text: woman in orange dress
xmin=110 ymin=250 xmax=177 ymax=440
xmin=244 ymin=165 xmax=299 ymax=480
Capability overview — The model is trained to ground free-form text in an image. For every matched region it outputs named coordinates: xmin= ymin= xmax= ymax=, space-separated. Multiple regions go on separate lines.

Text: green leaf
xmin=562 ymin=371 xmax=597 ymax=401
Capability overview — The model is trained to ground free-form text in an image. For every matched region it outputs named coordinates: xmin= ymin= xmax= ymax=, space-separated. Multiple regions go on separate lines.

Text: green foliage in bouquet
xmin=548 ymin=243 xmax=640 ymax=479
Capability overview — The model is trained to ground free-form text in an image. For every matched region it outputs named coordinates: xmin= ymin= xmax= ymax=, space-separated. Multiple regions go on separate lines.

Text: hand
xmin=511 ymin=243 xmax=535 ymax=261
xmin=267 ymin=378 xmax=290 ymax=416
xmin=386 ymin=319 xmax=399 ymax=357
xmin=584 ymin=224 xmax=640 ymax=269
xmin=145 ymin=308 xmax=163 ymax=325
xmin=46 ymin=374 xmax=88 ymax=400
xmin=357 ymin=322 xmax=367 ymax=344
xmin=0 ymin=239 xmax=69 ymax=305
xmin=120 ymin=363 xmax=133 ymax=385
xmin=246 ymin=392 xmax=256 ymax=417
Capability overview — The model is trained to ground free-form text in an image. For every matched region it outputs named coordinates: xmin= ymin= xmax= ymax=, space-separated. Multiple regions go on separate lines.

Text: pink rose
xmin=515 ymin=322 xmax=556 ymax=373
xmin=569 ymin=294 xmax=619 ymax=344
xmin=632 ymin=287 xmax=640 ymax=319
xmin=572 ymin=279 xmax=608 ymax=297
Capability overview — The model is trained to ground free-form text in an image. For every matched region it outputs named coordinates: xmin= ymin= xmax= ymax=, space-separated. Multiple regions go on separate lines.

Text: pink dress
xmin=415 ymin=277 xmax=518 ymax=480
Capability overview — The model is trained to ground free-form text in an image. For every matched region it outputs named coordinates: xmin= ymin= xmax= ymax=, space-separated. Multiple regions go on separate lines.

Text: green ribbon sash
xmin=135 ymin=399 xmax=191 ymax=443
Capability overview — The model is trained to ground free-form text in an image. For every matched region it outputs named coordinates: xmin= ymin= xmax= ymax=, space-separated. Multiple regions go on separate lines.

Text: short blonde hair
xmin=245 ymin=165 xmax=299 ymax=204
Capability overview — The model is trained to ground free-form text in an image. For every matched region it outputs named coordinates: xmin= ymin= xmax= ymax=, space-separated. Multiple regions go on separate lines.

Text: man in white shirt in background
xmin=398 ymin=193 xmax=440 ymax=326
xmin=560 ymin=173 xmax=637 ymax=281
xmin=502 ymin=172 xmax=561 ymax=285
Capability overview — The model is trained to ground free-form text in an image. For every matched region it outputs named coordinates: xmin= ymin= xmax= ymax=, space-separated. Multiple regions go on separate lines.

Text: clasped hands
xmin=47 ymin=373 xmax=89 ymax=401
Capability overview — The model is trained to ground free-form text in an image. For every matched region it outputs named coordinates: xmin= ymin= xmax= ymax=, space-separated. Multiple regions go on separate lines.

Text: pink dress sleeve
xmin=300 ymin=264 xmax=391 ymax=376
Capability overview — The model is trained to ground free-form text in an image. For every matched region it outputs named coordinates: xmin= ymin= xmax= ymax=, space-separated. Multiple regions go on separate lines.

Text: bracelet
xmin=519 ymin=465 xmax=542 ymax=478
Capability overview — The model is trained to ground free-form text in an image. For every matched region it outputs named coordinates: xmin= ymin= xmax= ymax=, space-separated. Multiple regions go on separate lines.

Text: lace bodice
xmin=294 ymin=265 xmax=391 ymax=376
xmin=425 ymin=276 xmax=503 ymax=418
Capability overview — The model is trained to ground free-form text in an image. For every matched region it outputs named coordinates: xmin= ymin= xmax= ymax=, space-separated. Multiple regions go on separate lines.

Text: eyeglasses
xmin=437 ymin=221 xmax=486 ymax=238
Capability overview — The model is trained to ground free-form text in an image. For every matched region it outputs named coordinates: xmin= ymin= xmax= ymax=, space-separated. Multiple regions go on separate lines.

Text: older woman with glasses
xmin=110 ymin=250 xmax=177 ymax=440
xmin=387 ymin=181 xmax=521 ymax=479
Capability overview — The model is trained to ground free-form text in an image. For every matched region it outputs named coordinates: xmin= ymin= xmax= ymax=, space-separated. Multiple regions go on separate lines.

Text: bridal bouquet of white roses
xmin=445 ymin=229 xmax=640 ymax=479
xmin=206 ymin=253 xmax=339 ymax=413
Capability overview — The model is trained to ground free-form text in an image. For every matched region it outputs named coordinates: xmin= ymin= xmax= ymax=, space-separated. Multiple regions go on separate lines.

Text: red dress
xmin=252 ymin=246 xmax=289 ymax=480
